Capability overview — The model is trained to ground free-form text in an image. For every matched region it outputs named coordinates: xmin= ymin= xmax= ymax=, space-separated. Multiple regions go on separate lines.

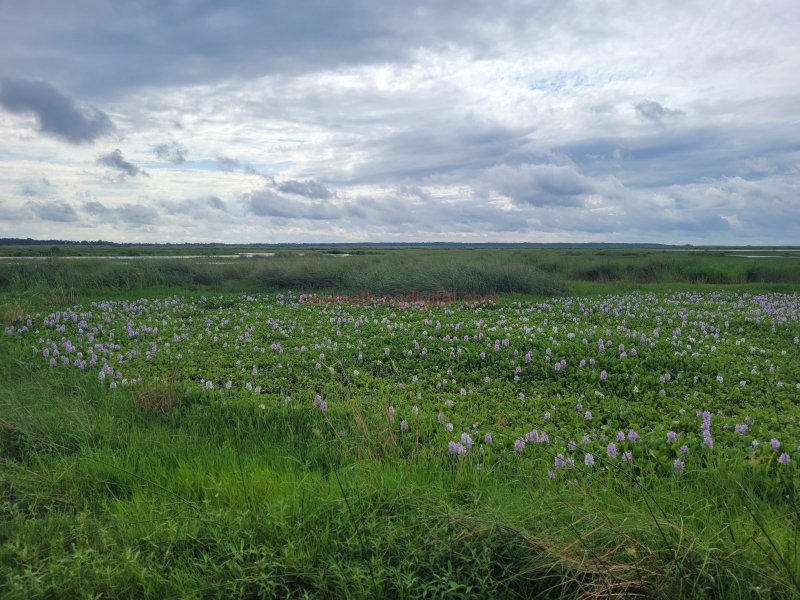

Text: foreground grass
xmin=1 ymin=341 xmax=798 ymax=598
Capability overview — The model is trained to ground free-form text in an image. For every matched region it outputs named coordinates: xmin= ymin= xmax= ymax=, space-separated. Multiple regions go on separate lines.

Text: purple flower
xmin=461 ymin=433 xmax=474 ymax=449
xmin=400 ymin=420 xmax=409 ymax=432
xmin=607 ymin=443 xmax=618 ymax=458
xmin=600 ymin=370 xmax=608 ymax=381
xmin=584 ymin=411 xmax=593 ymax=420
xmin=554 ymin=454 xmax=565 ymax=469
xmin=622 ymin=451 xmax=633 ymax=462
xmin=673 ymin=459 xmax=685 ymax=472
xmin=734 ymin=423 xmax=748 ymax=434
xmin=484 ymin=432 xmax=492 ymax=444
xmin=770 ymin=438 xmax=781 ymax=451
xmin=627 ymin=430 xmax=639 ymax=441
xmin=679 ymin=445 xmax=689 ymax=455
xmin=514 ymin=438 xmax=526 ymax=452
xmin=448 ymin=441 xmax=466 ymax=456
xmin=584 ymin=453 xmax=595 ymax=467
xmin=666 ymin=431 xmax=678 ymax=442
xmin=778 ymin=453 xmax=790 ymax=465
xmin=616 ymin=431 xmax=625 ymax=442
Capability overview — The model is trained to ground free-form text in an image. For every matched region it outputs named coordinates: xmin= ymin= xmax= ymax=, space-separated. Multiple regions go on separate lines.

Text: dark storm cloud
xmin=277 ymin=179 xmax=333 ymax=199
xmin=634 ymin=100 xmax=685 ymax=124
xmin=28 ymin=200 xmax=79 ymax=222
xmin=97 ymin=149 xmax=149 ymax=178
xmin=0 ymin=77 xmax=113 ymax=143
xmin=154 ymin=142 xmax=188 ymax=164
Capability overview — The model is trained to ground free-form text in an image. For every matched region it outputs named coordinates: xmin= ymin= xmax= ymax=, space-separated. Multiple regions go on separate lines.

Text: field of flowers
xmin=8 ymin=289 xmax=799 ymax=482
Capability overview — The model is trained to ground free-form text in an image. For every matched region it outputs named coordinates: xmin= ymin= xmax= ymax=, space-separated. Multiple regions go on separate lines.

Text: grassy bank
xmin=1 ymin=249 xmax=799 ymax=598
xmin=1 ymin=348 xmax=797 ymax=598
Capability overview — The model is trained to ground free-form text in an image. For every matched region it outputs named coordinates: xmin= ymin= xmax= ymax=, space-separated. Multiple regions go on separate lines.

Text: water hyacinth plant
xmin=3 ymin=287 xmax=800 ymax=597
xmin=5 ymin=290 xmax=799 ymax=476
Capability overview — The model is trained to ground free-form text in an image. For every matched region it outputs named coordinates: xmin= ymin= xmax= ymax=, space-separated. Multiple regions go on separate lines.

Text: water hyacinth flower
xmin=600 ymin=370 xmax=608 ymax=381
xmin=484 ymin=432 xmax=492 ymax=444
xmin=673 ymin=459 xmax=685 ymax=472
xmin=448 ymin=441 xmax=467 ymax=456
xmin=778 ymin=453 xmax=790 ymax=465
xmin=554 ymin=454 xmax=565 ymax=469
xmin=666 ymin=431 xmax=678 ymax=442
xmin=607 ymin=443 xmax=618 ymax=458
xmin=461 ymin=433 xmax=474 ymax=449
xmin=584 ymin=453 xmax=595 ymax=467
xmin=514 ymin=439 xmax=526 ymax=452
xmin=770 ymin=438 xmax=780 ymax=451
xmin=616 ymin=431 xmax=625 ymax=442
xmin=627 ymin=430 xmax=639 ymax=441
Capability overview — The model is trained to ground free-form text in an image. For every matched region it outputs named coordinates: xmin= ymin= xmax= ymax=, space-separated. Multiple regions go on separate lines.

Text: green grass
xmin=1 ymin=247 xmax=799 ymax=597
xmin=1 ymin=341 xmax=798 ymax=598
xmin=1 ymin=247 xmax=799 ymax=316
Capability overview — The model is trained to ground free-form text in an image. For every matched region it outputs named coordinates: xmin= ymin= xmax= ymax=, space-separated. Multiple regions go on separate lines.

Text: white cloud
xmin=0 ymin=1 xmax=798 ymax=243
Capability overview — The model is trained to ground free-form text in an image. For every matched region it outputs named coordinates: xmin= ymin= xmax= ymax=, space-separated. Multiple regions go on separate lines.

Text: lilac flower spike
xmin=607 ymin=443 xmax=618 ymax=458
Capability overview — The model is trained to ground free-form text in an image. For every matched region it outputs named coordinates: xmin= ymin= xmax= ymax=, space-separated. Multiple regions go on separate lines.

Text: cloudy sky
xmin=1 ymin=1 xmax=798 ymax=244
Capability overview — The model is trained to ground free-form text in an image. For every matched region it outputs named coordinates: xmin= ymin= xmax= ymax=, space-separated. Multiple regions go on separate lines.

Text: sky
xmin=1 ymin=1 xmax=799 ymax=244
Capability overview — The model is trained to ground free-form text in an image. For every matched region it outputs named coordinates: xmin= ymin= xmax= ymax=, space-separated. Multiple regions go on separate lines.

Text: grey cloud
xmin=0 ymin=77 xmax=113 ymax=143
xmin=0 ymin=1 xmax=517 ymax=95
xmin=83 ymin=200 xmax=158 ymax=225
xmin=277 ymin=179 xmax=333 ymax=199
xmin=481 ymin=163 xmax=595 ymax=206
xmin=154 ymin=142 xmax=188 ymax=164
xmin=217 ymin=155 xmax=242 ymax=172
xmin=217 ymin=155 xmax=268 ymax=178
xmin=119 ymin=204 xmax=158 ymax=224
xmin=162 ymin=196 xmax=228 ymax=215
xmin=28 ymin=200 xmax=79 ymax=222
xmin=246 ymin=188 xmax=342 ymax=220
xmin=19 ymin=177 xmax=55 ymax=197
xmin=97 ymin=149 xmax=149 ymax=178
xmin=634 ymin=101 xmax=685 ymax=124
